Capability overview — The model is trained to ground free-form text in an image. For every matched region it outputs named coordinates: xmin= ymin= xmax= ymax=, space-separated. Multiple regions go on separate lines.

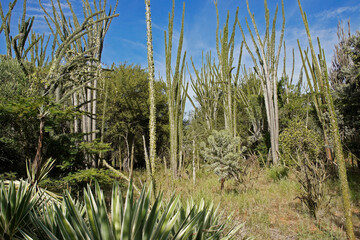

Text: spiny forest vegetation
xmin=0 ymin=0 xmax=360 ymax=239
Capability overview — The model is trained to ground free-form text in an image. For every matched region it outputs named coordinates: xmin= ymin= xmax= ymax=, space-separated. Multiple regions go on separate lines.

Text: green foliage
xmin=0 ymin=56 xmax=28 ymax=100
xmin=26 ymin=158 xmax=55 ymax=186
xmin=279 ymin=115 xmax=328 ymax=219
xmin=62 ymin=168 xmax=118 ymax=191
xmin=0 ymin=180 xmax=37 ymax=239
xmin=100 ymin=64 xmax=168 ymax=168
xmin=32 ymin=182 xmax=242 ymax=239
xmin=201 ymin=130 xmax=246 ymax=184
xmin=347 ymin=169 xmax=360 ymax=204
xmin=79 ymin=140 xmax=112 ymax=155
xmin=0 ymin=95 xmax=84 ymax=176
xmin=280 ymin=118 xmax=323 ymax=165
xmin=267 ymin=165 xmax=289 ymax=182
xmin=0 ymin=172 xmax=17 ymax=181
xmin=0 ymin=96 xmax=42 ymax=175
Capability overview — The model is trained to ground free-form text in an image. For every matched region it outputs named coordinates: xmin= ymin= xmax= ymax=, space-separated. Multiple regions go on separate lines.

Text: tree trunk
xmin=103 ymin=160 xmax=140 ymax=193
xmin=220 ymin=178 xmax=225 ymax=191
xmin=73 ymin=92 xmax=79 ymax=133
xmin=238 ymin=0 xmax=284 ymax=165
xmin=91 ymin=79 xmax=97 ymax=144
xmin=32 ymin=115 xmax=46 ymax=183
xmin=130 ymin=137 xmax=135 ymax=180
xmin=99 ymin=76 xmax=108 ymax=166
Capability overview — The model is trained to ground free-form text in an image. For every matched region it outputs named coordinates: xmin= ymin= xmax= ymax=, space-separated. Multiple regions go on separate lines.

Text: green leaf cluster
xmin=280 ymin=118 xmax=323 ymax=165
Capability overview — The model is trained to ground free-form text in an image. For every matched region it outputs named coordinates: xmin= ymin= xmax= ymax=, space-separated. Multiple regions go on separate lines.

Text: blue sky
xmin=1 ymin=0 xmax=360 ymax=110
xmin=2 ymin=0 xmax=360 ymax=68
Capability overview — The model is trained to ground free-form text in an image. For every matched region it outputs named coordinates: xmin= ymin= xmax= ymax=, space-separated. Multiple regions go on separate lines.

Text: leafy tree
xmin=99 ymin=64 xmax=168 ymax=171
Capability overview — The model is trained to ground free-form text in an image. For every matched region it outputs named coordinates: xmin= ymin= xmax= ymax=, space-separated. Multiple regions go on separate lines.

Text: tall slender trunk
xmin=118 ymin=136 xmax=122 ymax=170
xmin=99 ymin=76 xmax=108 ymax=165
xmin=163 ymin=156 xmax=167 ymax=174
xmin=192 ymin=139 xmax=196 ymax=185
xmin=87 ymin=84 xmax=92 ymax=141
xmin=143 ymin=135 xmax=152 ymax=181
xmin=145 ymin=0 xmax=157 ymax=178
xmin=73 ymin=92 xmax=79 ymax=133
xmin=164 ymin=1 xmax=186 ymax=179
xmin=91 ymin=79 xmax=97 ymax=143
xmin=32 ymin=115 xmax=45 ymax=183
xmin=91 ymin=79 xmax=98 ymax=168
xmin=130 ymin=137 xmax=135 ymax=180
xmin=238 ymin=0 xmax=284 ymax=164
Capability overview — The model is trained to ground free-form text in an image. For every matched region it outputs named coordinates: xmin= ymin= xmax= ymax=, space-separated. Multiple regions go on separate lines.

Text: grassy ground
xmin=133 ymin=167 xmax=360 ymax=239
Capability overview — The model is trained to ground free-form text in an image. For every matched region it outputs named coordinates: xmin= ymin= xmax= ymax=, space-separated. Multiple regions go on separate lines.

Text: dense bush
xmin=280 ymin=118 xmax=324 ymax=165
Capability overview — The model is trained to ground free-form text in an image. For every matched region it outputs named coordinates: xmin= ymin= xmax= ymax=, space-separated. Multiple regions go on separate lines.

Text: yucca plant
xmin=33 ymin=182 xmax=243 ymax=240
xmin=0 ymin=180 xmax=38 ymax=239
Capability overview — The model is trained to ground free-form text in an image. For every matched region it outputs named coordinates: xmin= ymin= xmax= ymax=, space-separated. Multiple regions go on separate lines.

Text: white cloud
xmin=316 ymin=4 xmax=360 ymax=20
xmin=120 ymin=38 xmax=147 ymax=50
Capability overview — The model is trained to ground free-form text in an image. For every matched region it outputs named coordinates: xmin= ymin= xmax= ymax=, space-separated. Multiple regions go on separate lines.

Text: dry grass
xmin=134 ymin=168 xmax=360 ymax=239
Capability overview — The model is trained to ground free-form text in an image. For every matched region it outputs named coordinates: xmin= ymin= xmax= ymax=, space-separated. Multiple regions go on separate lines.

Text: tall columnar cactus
xmin=238 ymin=0 xmax=285 ymax=165
xmin=297 ymin=1 xmax=355 ymax=239
xmin=0 ymin=0 xmax=18 ymax=57
xmin=215 ymin=3 xmax=242 ymax=137
xmin=237 ymin=68 xmax=264 ymax=143
xmin=145 ymin=0 xmax=157 ymax=182
xmin=164 ymin=0 xmax=188 ymax=178
xmin=0 ymin=0 xmax=44 ymax=75
xmin=189 ymin=52 xmax=221 ymax=132
xmin=40 ymin=0 xmax=118 ymax=167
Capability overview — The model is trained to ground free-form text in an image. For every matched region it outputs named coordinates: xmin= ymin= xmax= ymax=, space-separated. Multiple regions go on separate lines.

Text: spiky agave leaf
xmin=0 ymin=180 xmax=37 ymax=239
xmin=34 ymin=181 xmax=245 ymax=240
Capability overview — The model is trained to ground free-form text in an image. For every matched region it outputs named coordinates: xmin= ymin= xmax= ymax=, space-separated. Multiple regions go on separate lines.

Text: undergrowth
xmin=150 ymin=168 xmax=358 ymax=239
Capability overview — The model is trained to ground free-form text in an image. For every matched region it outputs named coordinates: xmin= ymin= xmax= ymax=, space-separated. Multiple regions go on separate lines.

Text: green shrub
xmin=267 ymin=165 xmax=289 ymax=182
xmin=62 ymin=168 xmax=121 ymax=196
xmin=201 ymin=130 xmax=247 ymax=190
xmin=280 ymin=118 xmax=323 ymax=165
xmin=63 ymin=168 xmax=116 ymax=184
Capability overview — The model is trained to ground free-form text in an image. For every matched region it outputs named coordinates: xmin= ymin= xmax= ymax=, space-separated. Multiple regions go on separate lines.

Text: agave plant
xmin=0 ymin=180 xmax=38 ymax=239
xmin=174 ymin=198 xmax=242 ymax=240
xmin=33 ymin=181 xmax=244 ymax=240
